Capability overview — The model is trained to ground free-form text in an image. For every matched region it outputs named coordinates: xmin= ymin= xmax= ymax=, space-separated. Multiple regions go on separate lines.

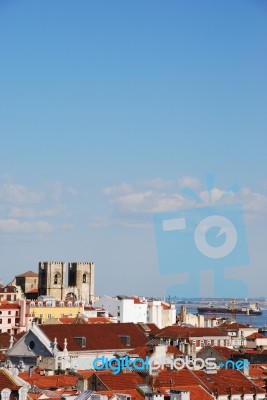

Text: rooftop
xmin=16 ymin=270 xmax=38 ymax=278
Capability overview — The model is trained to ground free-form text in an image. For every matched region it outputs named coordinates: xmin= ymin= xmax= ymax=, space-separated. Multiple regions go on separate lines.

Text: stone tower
xmin=38 ymin=261 xmax=95 ymax=303
xmin=38 ymin=261 xmax=66 ymax=300
xmin=67 ymin=262 xmax=95 ymax=303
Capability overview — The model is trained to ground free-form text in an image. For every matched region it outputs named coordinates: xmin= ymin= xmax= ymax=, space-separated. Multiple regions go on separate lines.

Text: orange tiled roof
xmin=88 ymin=317 xmax=112 ymax=324
xmin=0 ymin=302 xmax=20 ymax=309
xmin=18 ymin=371 xmax=78 ymax=389
xmin=0 ymin=369 xmax=21 ymax=391
xmin=133 ymin=297 xmax=146 ymax=304
xmin=167 ymin=345 xmax=184 ymax=355
xmin=128 ymin=346 xmax=153 ymax=359
xmin=40 ymin=323 xmax=148 ymax=351
xmin=193 ymin=369 xmax=266 ymax=395
xmin=0 ymin=332 xmax=11 ymax=349
xmin=219 ymin=322 xmax=251 ymax=329
xmin=153 ymin=369 xmax=200 ymax=388
xmin=155 ymin=326 xmax=227 ymax=339
xmin=95 ymin=371 xmax=146 ymax=390
xmin=246 ymin=332 xmax=266 ymax=339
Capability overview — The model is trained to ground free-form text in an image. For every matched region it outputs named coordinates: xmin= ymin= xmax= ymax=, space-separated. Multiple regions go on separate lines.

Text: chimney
xmin=180 ymin=306 xmax=187 ymax=323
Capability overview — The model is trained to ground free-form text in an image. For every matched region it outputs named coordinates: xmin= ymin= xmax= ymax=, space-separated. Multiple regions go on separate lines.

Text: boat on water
xmin=197 ymin=302 xmax=262 ymax=316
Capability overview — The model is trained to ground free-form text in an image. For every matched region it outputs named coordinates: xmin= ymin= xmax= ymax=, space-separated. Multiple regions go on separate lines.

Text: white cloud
xmin=178 ymin=176 xmax=200 ymax=189
xmin=7 ymin=206 xmax=37 ymax=218
xmin=0 ymin=219 xmax=53 ymax=233
xmin=97 ymin=177 xmax=267 ymax=228
xmin=199 ymin=188 xmax=226 ymax=204
xmin=113 ymin=191 xmax=189 ymax=213
xmin=89 ymin=215 xmax=151 ymax=229
xmin=0 ymin=183 xmax=43 ymax=204
xmin=103 ymin=183 xmax=133 ymax=196
xmin=139 ymin=178 xmax=174 ymax=190
xmin=0 ymin=178 xmax=79 ymax=236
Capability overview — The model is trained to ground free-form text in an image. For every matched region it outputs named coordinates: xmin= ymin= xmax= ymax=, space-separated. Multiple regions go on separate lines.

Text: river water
xmin=175 ymin=306 xmax=267 ymax=328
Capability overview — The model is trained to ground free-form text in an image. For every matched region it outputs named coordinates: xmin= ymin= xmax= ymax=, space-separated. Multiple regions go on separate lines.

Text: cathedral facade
xmin=38 ymin=261 xmax=95 ymax=303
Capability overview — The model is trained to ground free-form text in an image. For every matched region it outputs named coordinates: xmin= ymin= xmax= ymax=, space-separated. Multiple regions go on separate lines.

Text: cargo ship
xmin=197 ymin=303 xmax=262 ymax=316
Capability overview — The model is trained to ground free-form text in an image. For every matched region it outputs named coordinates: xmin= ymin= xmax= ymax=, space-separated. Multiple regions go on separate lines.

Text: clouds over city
xmin=0 ymin=178 xmax=78 ymax=234
xmin=90 ymin=177 xmax=267 ymax=228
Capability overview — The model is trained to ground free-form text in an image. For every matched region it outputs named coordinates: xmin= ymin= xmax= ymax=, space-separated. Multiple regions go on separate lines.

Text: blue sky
xmin=0 ymin=0 xmax=266 ymax=297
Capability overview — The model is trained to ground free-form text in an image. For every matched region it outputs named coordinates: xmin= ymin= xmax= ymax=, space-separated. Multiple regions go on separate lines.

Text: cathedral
xmin=38 ymin=261 xmax=95 ymax=303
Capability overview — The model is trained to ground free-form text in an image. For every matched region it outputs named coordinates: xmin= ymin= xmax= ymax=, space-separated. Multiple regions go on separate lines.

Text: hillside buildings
xmin=93 ymin=295 xmax=176 ymax=328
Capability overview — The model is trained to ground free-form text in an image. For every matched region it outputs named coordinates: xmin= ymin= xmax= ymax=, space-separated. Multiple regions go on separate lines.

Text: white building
xmin=147 ymin=300 xmax=176 ymax=328
xmin=93 ymin=295 xmax=147 ymax=323
xmin=93 ymin=296 xmax=176 ymax=328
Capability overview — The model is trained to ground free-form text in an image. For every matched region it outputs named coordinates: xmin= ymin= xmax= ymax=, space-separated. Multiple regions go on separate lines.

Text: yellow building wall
xmin=30 ymin=305 xmax=84 ymax=322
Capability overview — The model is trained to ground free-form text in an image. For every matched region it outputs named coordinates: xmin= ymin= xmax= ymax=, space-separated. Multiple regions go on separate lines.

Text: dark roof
xmin=16 ymin=270 xmax=38 ymax=278
xmin=197 ymin=345 xmax=239 ymax=359
xmin=39 ymin=323 xmax=148 ymax=351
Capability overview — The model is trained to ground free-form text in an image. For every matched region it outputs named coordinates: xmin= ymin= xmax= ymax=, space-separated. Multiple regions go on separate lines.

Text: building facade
xmin=38 ymin=261 xmax=95 ymax=303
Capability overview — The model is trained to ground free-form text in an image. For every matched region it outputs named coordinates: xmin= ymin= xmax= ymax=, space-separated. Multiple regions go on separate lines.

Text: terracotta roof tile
xmin=247 ymin=332 xmax=266 ymax=339
xmin=155 ymin=326 xmax=227 ymax=339
xmin=15 ymin=270 xmax=38 ymax=278
xmin=18 ymin=371 xmax=78 ymax=389
xmin=0 ymin=369 xmax=21 ymax=391
xmin=153 ymin=369 xmax=200 ymax=388
xmin=0 ymin=332 xmax=11 ymax=349
xmin=88 ymin=317 xmax=113 ymax=324
xmin=193 ymin=369 xmax=266 ymax=395
xmin=96 ymin=371 xmax=146 ymax=390
xmin=0 ymin=301 xmax=20 ymax=309
xmin=40 ymin=323 xmax=148 ymax=351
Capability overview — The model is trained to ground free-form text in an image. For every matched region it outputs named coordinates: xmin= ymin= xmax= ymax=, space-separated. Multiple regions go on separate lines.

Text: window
xmin=54 ymin=274 xmax=58 ymax=284
xmin=28 ymin=340 xmax=35 ymax=350
xmin=83 ymin=273 xmax=87 ymax=283
xmin=119 ymin=335 xmax=131 ymax=346
xmin=8 ymin=311 xmax=11 ymax=315
xmin=48 ymin=314 xmax=52 ymax=319
xmin=74 ymin=337 xmax=86 ymax=347
xmin=8 ymin=318 xmax=11 ymax=324
xmin=0 ymin=319 xmax=2 ymax=324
